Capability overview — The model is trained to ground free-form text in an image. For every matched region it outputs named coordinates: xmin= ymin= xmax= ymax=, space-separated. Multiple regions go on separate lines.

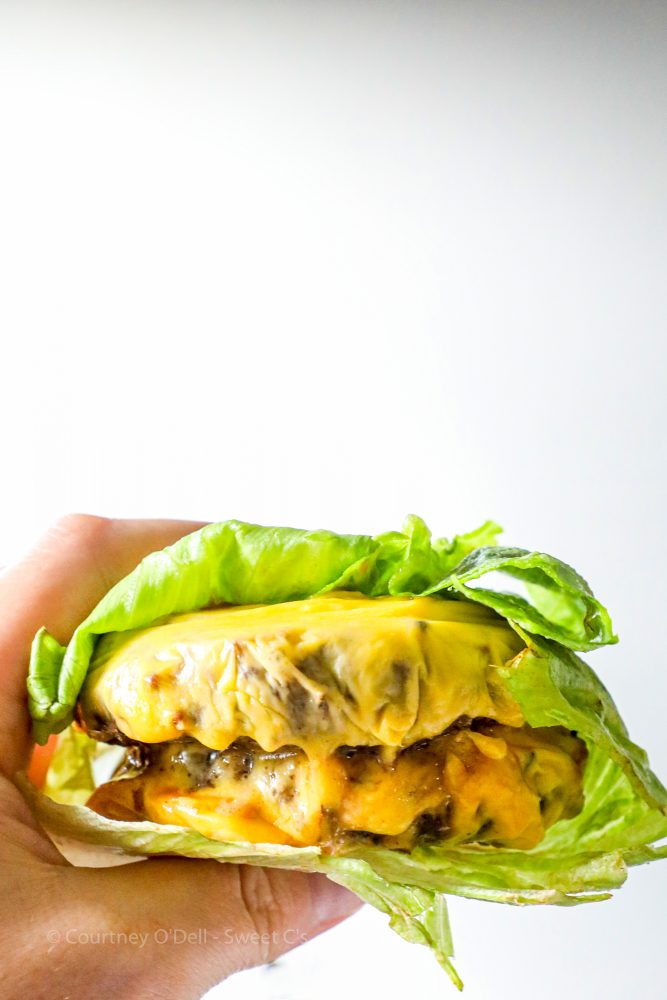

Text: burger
xmin=25 ymin=516 xmax=667 ymax=987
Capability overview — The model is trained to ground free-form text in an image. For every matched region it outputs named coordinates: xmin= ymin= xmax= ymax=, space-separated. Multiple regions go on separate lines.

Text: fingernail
xmin=309 ymin=873 xmax=362 ymax=930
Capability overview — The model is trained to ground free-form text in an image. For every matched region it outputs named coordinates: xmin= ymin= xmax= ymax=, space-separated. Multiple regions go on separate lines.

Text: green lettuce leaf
xmin=321 ymin=861 xmax=462 ymax=989
xmin=42 ymin=726 xmax=125 ymax=807
xmin=436 ymin=548 xmax=616 ymax=651
xmin=500 ymin=633 xmax=667 ymax=813
xmin=27 ymin=516 xmax=615 ymax=742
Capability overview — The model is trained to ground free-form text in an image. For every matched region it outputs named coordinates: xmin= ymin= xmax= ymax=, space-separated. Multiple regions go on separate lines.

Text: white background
xmin=1 ymin=2 xmax=665 ymax=996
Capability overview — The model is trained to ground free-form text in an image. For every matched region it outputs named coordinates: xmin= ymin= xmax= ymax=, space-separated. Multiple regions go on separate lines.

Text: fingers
xmin=57 ymin=860 xmax=361 ymax=999
xmin=0 ymin=514 xmax=205 ymax=776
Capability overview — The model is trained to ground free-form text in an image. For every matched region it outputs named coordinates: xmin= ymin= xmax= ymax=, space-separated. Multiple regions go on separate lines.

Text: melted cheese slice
xmin=87 ymin=724 xmax=587 ymax=851
xmin=80 ymin=593 xmax=525 ymax=754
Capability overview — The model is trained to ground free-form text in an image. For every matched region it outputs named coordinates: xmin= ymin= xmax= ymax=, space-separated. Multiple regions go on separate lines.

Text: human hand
xmin=0 ymin=515 xmax=360 ymax=1000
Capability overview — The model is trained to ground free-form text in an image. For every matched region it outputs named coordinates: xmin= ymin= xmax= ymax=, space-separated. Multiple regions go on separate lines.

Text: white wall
xmin=1 ymin=2 xmax=665 ymax=997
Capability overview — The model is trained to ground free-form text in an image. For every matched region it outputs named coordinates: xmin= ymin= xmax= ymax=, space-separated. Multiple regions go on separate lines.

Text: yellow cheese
xmin=80 ymin=593 xmax=525 ymax=754
xmin=87 ymin=723 xmax=586 ymax=851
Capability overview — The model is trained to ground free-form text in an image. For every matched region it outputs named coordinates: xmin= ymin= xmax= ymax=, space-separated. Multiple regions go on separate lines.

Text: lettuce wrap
xmin=23 ymin=516 xmax=667 ymax=988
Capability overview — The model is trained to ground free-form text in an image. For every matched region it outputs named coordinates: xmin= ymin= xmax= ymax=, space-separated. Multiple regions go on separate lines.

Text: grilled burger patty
xmin=78 ymin=593 xmax=588 ymax=851
xmin=88 ymin=721 xmax=586 ymax=851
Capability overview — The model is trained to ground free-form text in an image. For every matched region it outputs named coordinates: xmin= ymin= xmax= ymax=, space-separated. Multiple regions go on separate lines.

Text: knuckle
xmin=49 ymin=513 xmax=112 ymax=548
xmin=237 ymin=867 xmax=293 ymax=963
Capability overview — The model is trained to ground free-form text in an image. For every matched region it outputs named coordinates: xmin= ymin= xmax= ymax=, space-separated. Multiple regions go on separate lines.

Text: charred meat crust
xmin=111 ymin=713 xmax=489 ymax=778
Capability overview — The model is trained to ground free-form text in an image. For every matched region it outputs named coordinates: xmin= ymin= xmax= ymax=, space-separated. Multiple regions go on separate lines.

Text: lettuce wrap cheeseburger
xmin=24 ymin=517 xmax=667 ymax=987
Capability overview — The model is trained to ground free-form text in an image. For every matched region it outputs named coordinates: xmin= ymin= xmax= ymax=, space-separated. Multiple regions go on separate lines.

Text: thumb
xmin=61 ymin=858 xmax=361 ymax=999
